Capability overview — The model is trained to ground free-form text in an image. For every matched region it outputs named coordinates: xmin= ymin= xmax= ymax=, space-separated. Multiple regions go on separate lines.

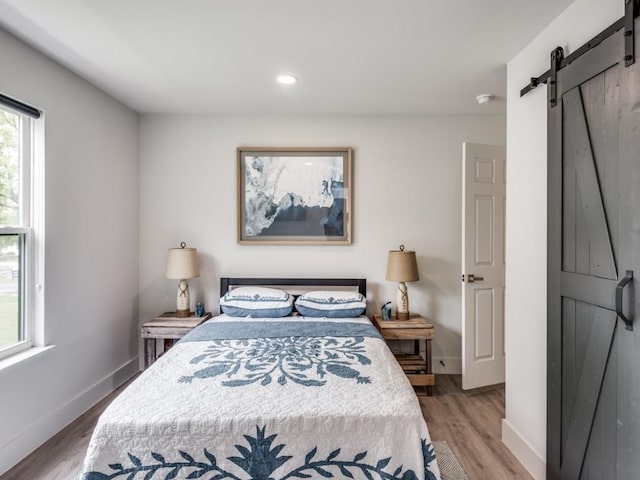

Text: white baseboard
xmin=0 ymin=357 xmax=139 ymax=476
xmin=433 ymin=356 xmax=461 ymax=374
xmin=502 ymin=418 xmax=546 ymax=480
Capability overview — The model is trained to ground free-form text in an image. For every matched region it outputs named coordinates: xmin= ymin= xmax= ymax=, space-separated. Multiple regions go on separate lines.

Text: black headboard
xmin=220 ymin=277 xmax=366 ymax=298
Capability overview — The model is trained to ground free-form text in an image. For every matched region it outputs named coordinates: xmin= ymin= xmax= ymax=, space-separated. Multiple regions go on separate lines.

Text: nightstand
xmin=372 ymin=313 xmax=435 ymax=395
xmin=142 ymin=312 xmax=211 ymax=368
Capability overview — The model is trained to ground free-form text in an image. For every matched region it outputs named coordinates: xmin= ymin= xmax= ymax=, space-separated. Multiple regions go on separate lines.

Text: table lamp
xmin=165 ymin=242 xmax=200 ymax=318
xmin=386 ymin=244 xmax=419 ymax=320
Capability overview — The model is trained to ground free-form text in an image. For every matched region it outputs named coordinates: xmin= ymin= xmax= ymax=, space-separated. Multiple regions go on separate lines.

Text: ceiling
xmin=0 ymin=0 xmax=573 ymax=115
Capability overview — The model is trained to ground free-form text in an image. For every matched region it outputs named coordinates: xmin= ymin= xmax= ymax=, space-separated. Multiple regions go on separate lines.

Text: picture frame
xmin=237 ymin=147 xmax=352 ymax=245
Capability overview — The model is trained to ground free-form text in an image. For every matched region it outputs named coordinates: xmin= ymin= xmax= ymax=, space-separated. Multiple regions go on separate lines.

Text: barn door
xmin=548 ymin=16 xmax=640 ymax=480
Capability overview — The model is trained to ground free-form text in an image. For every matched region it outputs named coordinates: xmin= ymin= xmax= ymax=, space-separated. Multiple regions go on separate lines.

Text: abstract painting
xmin=237 ymin=147 xmax=352 ymax=244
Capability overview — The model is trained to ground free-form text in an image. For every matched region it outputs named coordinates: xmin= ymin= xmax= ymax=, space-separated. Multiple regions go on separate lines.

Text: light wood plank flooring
xmin=1 ymin=374 xmax=532 ymax=480
xmin=421 ymin=375 xmax=533 ymax=479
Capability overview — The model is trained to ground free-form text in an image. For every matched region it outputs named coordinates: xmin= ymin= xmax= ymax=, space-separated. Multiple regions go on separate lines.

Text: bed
xmin=80 ymin=278 xmax=441 ymax=480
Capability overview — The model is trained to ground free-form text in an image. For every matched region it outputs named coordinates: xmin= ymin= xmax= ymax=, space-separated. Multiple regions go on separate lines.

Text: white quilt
xmin=80 ymin=315 xmax=441 ymax=480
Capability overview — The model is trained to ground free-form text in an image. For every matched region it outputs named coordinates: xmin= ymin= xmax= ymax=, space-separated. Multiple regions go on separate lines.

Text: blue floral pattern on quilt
xmin=178 ymin=336 xmax=372 ymax=386
xmin=82 ymin=425 xmax=439 ymax=480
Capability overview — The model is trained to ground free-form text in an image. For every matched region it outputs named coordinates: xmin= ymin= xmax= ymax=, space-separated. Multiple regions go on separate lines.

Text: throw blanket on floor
xmin=80 ymin=315 xmax=441 ymax=480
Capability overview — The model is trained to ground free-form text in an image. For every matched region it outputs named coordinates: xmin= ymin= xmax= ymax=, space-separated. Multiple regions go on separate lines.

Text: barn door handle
xmin=616 ymin=270 xmax=634 ymax=331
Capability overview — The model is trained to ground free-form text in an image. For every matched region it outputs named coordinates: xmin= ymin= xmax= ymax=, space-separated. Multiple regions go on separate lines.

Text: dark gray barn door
xmin=548 ymin=17 xmax=640 ymax=480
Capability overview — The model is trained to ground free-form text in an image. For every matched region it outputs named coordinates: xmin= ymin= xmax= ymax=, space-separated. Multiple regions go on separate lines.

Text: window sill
xmin=0 ymin=345 xmax=55 ymax=379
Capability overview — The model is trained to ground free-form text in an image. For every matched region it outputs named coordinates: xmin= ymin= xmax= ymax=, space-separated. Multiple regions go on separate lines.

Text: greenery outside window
xmin=0 ymin=102 xmax=38 ymax=360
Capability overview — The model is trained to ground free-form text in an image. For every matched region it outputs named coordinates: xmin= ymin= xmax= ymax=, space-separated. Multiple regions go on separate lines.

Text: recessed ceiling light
xmin=277 ymin=74 xmax=298 ymax=85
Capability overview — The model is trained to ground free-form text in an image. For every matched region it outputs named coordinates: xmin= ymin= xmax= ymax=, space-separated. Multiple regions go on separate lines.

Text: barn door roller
xmin=625 ymin=0 xmax=636 ymax=66
xmin=521 ymin=0 xmax=640 ymax=102
xmin=549 ymin=47 xmax=564 ymax=108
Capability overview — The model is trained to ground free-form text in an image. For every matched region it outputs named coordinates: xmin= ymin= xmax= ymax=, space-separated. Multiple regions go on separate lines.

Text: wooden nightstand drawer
xmin=379 ymin=328 xmax=435 ymax=340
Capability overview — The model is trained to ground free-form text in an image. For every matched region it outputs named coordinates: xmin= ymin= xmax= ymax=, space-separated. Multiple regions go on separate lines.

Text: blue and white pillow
xmin=220 ymin=286 xmax=293 ymax=318
xmin=295 ymin=291 xmax=366 ymax=318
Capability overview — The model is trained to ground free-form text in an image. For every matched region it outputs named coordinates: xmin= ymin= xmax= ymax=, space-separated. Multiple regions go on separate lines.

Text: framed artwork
xmin=237 ymin=147 xmax=352 ymax=245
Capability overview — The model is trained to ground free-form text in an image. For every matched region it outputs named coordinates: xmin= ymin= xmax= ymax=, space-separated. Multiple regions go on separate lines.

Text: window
xmin=0 ymin=97 xmax=41 ymax=361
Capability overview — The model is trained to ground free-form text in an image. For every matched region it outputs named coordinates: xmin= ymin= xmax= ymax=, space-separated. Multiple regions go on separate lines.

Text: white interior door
xmin=462 ymin=142 xmax=506 ymax=390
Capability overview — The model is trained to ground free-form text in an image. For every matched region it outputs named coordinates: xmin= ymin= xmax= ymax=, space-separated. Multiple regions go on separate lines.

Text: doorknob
xmin=462 ymin=274 xmax=484 ymax=283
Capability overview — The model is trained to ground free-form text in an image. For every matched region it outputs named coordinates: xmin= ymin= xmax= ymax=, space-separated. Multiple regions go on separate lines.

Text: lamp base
xmin=176 ymin=279 xmax=190 ymax=318
xmin=396 ymin=281 xmax=410 ymax=320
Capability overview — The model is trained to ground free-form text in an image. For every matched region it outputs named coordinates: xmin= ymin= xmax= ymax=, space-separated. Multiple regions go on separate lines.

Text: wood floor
xmin=1 ymin=374 xmax=532 ymax=480
xmin=421 ymin=375 xmax=533 ymax=479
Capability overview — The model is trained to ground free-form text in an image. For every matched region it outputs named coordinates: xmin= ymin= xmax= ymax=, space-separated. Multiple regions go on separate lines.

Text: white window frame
xmin=0 ymin=104 xmax=43 ymax=362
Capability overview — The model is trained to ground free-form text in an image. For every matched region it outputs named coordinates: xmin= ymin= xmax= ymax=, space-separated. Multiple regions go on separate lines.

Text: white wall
xmin=504 ymin=0 xmax=622 ymax=478
xmin=0 ymin=28 xmax=139 ymax=474
xmin=139 ymin=114 xmax=505 ymax=372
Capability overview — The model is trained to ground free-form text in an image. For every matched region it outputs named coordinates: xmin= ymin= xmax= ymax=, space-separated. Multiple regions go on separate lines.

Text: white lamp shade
xmin=385 ymin=248 xmax=419 ymax=282
xmin=165 ymin=244 xmax=200 ymax=280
